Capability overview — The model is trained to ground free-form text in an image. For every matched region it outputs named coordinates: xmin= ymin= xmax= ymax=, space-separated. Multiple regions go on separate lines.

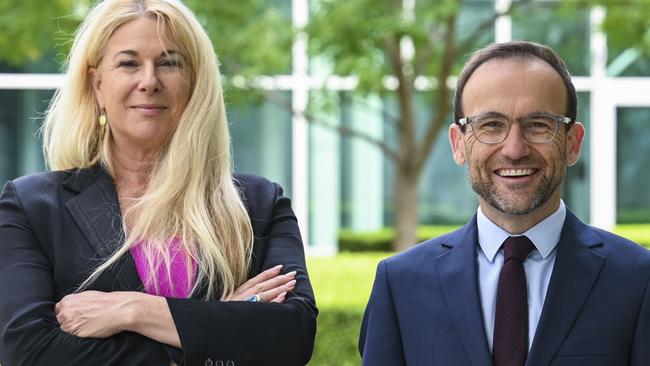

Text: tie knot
xmin=503 ymin=236 xmax=535 ymax=261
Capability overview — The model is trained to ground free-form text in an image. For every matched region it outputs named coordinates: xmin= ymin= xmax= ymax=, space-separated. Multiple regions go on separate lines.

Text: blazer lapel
xmin=436 ymin=216 xmax=493 ymax=366
xmin=63 ymin=165 xmax=143 ymax=291
xmin=526 ymin=210 xmax=605 ymax=366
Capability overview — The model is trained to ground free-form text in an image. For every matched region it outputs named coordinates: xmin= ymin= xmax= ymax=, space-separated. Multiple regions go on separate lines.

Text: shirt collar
xmin=477 ymin=200 xmax=566 ymax=262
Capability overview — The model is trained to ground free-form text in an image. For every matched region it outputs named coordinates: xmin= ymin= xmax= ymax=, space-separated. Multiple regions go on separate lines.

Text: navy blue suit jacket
xmin=359 ymin=211 xmax=650 ymax=366
xmin=0 ymin=165 xmax=317 ymax=366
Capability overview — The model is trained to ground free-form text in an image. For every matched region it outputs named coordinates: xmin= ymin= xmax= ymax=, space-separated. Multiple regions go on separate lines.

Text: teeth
xmin=497 ymin=169 xmax=534 ymax=177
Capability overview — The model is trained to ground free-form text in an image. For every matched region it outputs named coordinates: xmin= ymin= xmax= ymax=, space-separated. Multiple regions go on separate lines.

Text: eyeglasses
xmin=457 ymin=113 xmax=573 ymax=144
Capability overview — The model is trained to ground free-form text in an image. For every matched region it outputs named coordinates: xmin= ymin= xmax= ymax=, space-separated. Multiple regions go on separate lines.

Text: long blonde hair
xmin=43 ymin=0 xmax=254 ymax=300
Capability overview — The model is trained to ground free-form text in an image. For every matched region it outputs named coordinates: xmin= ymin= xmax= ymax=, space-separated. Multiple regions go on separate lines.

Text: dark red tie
xmin=493 ymin=235 xmax=535 ymax=366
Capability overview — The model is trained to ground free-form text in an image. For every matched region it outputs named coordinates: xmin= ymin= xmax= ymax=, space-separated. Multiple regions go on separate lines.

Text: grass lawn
xmin=307 ymin=252 xmax=392 ymax=309
xmin=306 ymin=252 xmax=392 ymax=366
xmin=614 ymin=225 xmax=650 ymax=248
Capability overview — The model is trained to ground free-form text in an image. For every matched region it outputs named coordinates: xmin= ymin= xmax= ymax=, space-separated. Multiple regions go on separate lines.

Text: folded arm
xmin=164 ymin=182 xmax=318 ymax=366
xmin=0 ymin=181 xmax=171 ymax=366
xmin=54 ymin=265 xmax=298 ymax=348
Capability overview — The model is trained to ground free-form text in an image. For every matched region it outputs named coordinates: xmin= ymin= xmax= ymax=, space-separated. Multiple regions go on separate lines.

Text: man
xmin=359 ymin=41 xmax=650 ymax=366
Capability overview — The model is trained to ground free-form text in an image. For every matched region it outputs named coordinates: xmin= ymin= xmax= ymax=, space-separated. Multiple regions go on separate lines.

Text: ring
xmin=245 ymin=294 xmax=262 ymax=302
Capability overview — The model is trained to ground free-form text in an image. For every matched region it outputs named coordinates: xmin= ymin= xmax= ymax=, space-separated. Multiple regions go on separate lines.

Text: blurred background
xmin=1 ymin=0 xmax=649 ymax=364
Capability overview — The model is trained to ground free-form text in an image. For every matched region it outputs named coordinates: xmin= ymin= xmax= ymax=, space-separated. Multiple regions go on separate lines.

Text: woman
xmin=0 ymin=1 xmax=317 ymax=365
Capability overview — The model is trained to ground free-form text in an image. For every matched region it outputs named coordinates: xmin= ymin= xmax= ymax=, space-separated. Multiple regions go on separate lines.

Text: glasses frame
xmin=457 ymin=113 xmax=573 ymax=144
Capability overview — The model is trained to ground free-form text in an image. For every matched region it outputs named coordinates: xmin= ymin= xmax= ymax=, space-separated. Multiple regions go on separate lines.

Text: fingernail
xmin=286 ymin=271 xmax=297 ymax=277
xmin=288 ymin=280 xmax=296 ymax=286
xmin=273 ymin=265 xmax=283 ymax=270
xmin=279 ymin=292 xmax=287 ymax=298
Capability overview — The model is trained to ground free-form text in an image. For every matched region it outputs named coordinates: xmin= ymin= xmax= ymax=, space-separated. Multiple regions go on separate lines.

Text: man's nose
xmin=500 ymin=123 xmax=530 ymax=160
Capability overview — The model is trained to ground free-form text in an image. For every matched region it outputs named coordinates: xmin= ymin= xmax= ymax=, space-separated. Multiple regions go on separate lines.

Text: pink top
xmin=130 ymin=238 xmax=197 ymax=298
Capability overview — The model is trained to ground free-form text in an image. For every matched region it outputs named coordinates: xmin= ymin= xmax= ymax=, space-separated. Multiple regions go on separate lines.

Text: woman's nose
xmin=138 ymin=64 xmax=161 ymax=93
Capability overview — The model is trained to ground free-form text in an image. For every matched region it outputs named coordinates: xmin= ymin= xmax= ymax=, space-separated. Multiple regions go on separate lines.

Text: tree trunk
xmin=394 ymin=168 xmax=419 ymax=252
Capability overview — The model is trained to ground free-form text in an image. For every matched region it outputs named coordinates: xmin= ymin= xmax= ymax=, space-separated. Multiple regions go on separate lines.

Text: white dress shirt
xmin=476 ymin=201 xmax=566 ymax=351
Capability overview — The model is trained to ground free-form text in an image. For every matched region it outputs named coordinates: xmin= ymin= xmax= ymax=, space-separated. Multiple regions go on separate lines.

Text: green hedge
xmin=617 ymin=210 xmax=650 ymax=224
xmin=339 ymin=225 xmax=460 ymax=252
xmin=340 ymin=224 xmax=650 ymax=252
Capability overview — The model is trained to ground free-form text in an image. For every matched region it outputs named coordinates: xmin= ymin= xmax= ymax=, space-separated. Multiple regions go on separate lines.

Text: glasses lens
xmin=522 ymin=116 xmax=558 ymax=143
xmin=471 ymin=115 xmax=509 ymax=143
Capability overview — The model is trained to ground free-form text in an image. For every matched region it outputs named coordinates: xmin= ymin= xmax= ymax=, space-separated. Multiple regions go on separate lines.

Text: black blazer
xmin=0 ymin=165 xmax=317 ymax=366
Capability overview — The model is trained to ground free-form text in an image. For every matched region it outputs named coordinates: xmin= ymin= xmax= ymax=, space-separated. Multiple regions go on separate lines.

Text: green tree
xmin=586 ymin=0 xmax=650 ymax=54
xmin=0 ymin=0 xmax=292 ymax=75
xmin=305 ymin=0 xmax=529 ymax=250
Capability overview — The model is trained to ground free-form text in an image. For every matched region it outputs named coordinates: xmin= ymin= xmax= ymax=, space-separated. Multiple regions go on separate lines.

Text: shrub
xmin=339 ymin=225 xmax=461 ymax=252
xmin=339 ymin=224 xmax=650 ymax=252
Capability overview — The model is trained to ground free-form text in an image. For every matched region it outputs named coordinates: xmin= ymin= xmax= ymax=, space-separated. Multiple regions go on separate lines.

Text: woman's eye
xmin=117 ymin=60 xmax=138 ymax=68
xmin=160 ymin=59 xmax=182 ymax=68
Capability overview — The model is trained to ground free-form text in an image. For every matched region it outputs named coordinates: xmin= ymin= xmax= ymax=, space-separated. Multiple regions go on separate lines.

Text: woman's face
xmin=90 ymin=16 xmax=191 ymax=153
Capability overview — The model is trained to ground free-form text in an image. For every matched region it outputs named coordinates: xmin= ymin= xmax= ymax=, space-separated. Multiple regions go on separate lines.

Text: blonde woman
xmin=0 ymin=1 xmax=316 ymax=365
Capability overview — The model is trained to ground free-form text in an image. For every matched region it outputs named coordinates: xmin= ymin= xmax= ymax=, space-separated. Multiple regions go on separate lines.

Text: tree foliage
xmin=0 ymin=0 xmax=83 ymax=67
xmin=0 ymin=0 xmax=292 ymax=77
xmin=588 ymin=0 xmax=650 ymax=53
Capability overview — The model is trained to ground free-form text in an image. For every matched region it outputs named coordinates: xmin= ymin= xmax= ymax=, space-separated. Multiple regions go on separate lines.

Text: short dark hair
xmin=453 ymin=41 xmax=577 ymax=129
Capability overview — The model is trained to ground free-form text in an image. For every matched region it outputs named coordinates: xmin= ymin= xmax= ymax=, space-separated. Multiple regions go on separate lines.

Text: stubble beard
xmin=468 ymin=159 xmax=566 ymax=216
xmin=470 ymin=173 xmax=563 ymax=216
xmin=464 ymin=136 xmax=570 ymax=216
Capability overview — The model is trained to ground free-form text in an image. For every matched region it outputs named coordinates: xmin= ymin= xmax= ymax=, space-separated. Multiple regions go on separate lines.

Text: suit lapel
xmin=526 ymin=211 xmax=605 ymax=366
xmin=436 ymin=216 xmax=493 ymax=366
xmin=63 ymin=165 xmax=143 ymax=291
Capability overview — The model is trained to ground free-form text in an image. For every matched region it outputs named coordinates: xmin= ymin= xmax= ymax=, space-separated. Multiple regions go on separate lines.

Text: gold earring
xmin=98 ymin=113 xmax=107 ymax=126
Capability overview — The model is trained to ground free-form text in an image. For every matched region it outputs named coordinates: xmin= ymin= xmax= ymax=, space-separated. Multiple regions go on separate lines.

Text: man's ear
xmin=88 ymin=67 xmax=104 ymax=109
xmin=566 ymin=122 xmax=585 ymax=166
xmin=449 ymin=123 xmax=466 ymax=165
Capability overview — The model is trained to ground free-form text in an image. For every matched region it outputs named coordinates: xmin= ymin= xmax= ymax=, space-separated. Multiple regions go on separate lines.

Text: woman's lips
xmin=131 ymin=105 xmax=167 ymax=116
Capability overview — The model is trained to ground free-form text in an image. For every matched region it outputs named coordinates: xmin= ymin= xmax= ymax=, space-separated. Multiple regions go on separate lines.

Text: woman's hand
xmin=55 ymin=291 xmax=181 ymax=347
xmin=55 ymin=290 xmax=137 ymax=338
xmin=226 ymin=264 xmax=296 ymax=303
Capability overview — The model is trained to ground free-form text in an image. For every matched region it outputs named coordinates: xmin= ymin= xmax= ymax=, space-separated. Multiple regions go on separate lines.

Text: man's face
xmin=449 ymin=58 xmax=584 ymax=222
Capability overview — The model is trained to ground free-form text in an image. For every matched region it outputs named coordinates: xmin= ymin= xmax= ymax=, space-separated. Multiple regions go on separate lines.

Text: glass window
xmin=511 ymin=2 xmax=591 ymax=76
xmin=457 ymin=0 xmax=496 ymax=66
xmin=0 ymin=89 xmax=50 ymax=184
xmin=616 ymin=107 xmax=650 ymax=224
xmin=228 ymin=91 xmax=293 ymax=195
xmin=338 ymin=92 xmax=384 ymax=230
xmin=607 ymin=46 xmax=650 ymax=77
xmin=414 ymin=93 xmax=478 ymax=226
xmin=563 ymin=92 xmax=590 ymax=222
xmin=380 ymin=92 xmax=477 ymax=227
